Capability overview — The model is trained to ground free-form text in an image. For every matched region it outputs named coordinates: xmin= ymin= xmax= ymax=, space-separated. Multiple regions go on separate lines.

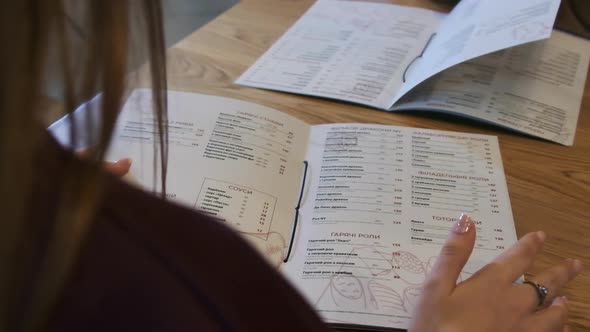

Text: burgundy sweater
xmin=35 ymin=137 xmax=328 ymax=331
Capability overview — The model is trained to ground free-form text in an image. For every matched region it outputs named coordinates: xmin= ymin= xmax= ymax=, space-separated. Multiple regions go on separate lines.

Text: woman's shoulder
xmin=44 ymin=141 xmax=327 ymax=331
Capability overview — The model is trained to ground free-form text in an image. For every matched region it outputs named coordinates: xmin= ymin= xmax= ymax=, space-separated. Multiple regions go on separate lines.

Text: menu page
xmin=106 ymin=90 xmax=310 ymax=267
xmin=395 ymin=0 xmax=561 ymax=100
xmin=394 ymin=30 xmax=590 ymax=146
xmin=282 ymin=124 xmax=516 ymax=329
xmin=236 ymin=0 xmax=443 ymax=110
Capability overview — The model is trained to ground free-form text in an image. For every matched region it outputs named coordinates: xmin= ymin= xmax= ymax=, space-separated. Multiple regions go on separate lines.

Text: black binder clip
xmin=283 ymin=160 xmax=309 ymax=263
xmin=402 ymin=33 xmax=437 ymax=83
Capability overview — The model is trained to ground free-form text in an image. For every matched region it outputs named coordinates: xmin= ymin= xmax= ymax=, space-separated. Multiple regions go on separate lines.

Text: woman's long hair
xmin=0 ymin=1 xmax=167 ymax=331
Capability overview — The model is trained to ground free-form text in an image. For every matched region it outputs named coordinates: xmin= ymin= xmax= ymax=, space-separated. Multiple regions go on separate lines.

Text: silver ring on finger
xmin=523 ymin=280 xmax=549 ymax=307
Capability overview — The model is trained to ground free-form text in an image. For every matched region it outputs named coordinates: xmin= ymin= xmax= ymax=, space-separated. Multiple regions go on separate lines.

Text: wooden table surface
xmin=161 ymin=0 xmax=590 ymax=330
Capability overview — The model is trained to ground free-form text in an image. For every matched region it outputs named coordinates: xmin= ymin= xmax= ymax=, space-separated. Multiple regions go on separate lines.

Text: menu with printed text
xmin=236 ymin=0 xmax=590 ymax=145
xmin=283 ymin=124 xmax=515 ymax=329
xmin=65 ymin=89 xmax=518 ymax=330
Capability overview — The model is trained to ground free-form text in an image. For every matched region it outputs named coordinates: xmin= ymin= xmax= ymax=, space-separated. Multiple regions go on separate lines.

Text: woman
xmin=0 ymin=1 xmax=582 ymax=331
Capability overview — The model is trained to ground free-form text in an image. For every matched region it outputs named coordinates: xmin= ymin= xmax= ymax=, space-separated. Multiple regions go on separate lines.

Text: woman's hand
xmin=75 ymin=148 xmax=131 ymax=177
xmin=409 ymin=214 xmax=583 ymax=332
xmin=100 ymin=158 xmax=132 ymax=177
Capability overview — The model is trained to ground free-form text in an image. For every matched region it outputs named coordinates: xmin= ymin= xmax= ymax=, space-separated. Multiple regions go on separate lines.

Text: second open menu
xmin=283 ymin=123 xmax=516 ymax=329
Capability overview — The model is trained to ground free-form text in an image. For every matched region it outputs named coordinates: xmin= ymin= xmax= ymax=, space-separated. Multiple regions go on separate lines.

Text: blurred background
xmin=42 ymin=0 xmax=239 ymax=122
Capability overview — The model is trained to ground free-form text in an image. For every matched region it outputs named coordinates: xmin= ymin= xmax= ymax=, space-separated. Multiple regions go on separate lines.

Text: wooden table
xmin=161 ymin=0 xmax=590 ymax=330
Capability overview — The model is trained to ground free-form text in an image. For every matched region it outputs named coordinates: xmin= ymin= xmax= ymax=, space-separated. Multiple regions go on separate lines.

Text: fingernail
xmin=552 ymin=296 xmax=562 ymax=305
xmin=116 ymin=158 xmax=132 ymax=167
xmin=536 ymin=231 xmax=546 ymax=242
xmin=453 ymin=213 xmax=473 ymax=234
xmin=572 ymin=259 xmax=583 ymax=273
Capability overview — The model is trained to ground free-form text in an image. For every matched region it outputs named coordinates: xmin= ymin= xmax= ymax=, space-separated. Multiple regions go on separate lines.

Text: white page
xmin=283 ymin=124 xmax=516 ymax=329
xmin=393 ymin=31 xmax=590 ymax=146
xmin=394 ymin=0 xmax=561 ymax=101
xmin=236 ymin=0 xmax=444 ymax=110
xmin=104 ymin=90 xmax=310 ymax=267
xmin=49 ymin=94 xmax=103 ymax=149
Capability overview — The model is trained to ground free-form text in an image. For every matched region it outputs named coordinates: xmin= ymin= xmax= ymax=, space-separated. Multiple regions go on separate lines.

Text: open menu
xmin=236 ymin=0 xmax=590 ymax=146
xmin=65 ymin=89 xmax=517 ymax=330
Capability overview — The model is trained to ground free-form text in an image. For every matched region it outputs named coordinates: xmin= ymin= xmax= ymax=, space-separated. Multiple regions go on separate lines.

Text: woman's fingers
xmin=521 ymin=296 xmax=569 ymax=332
xmin=103 ymin=158 xmax=132 ymax=176
xmin=75 ymin=147 xmax=95 ymax=157
xmin=75 ymin=148 xmax=132 ymax=177
xmin=423 ymin=213 xmax=476 ymax=298
xmin=490 ymin=231 xmax=546 ymax=283
xmin=512 ymin=259 xmax=583 ymax=311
